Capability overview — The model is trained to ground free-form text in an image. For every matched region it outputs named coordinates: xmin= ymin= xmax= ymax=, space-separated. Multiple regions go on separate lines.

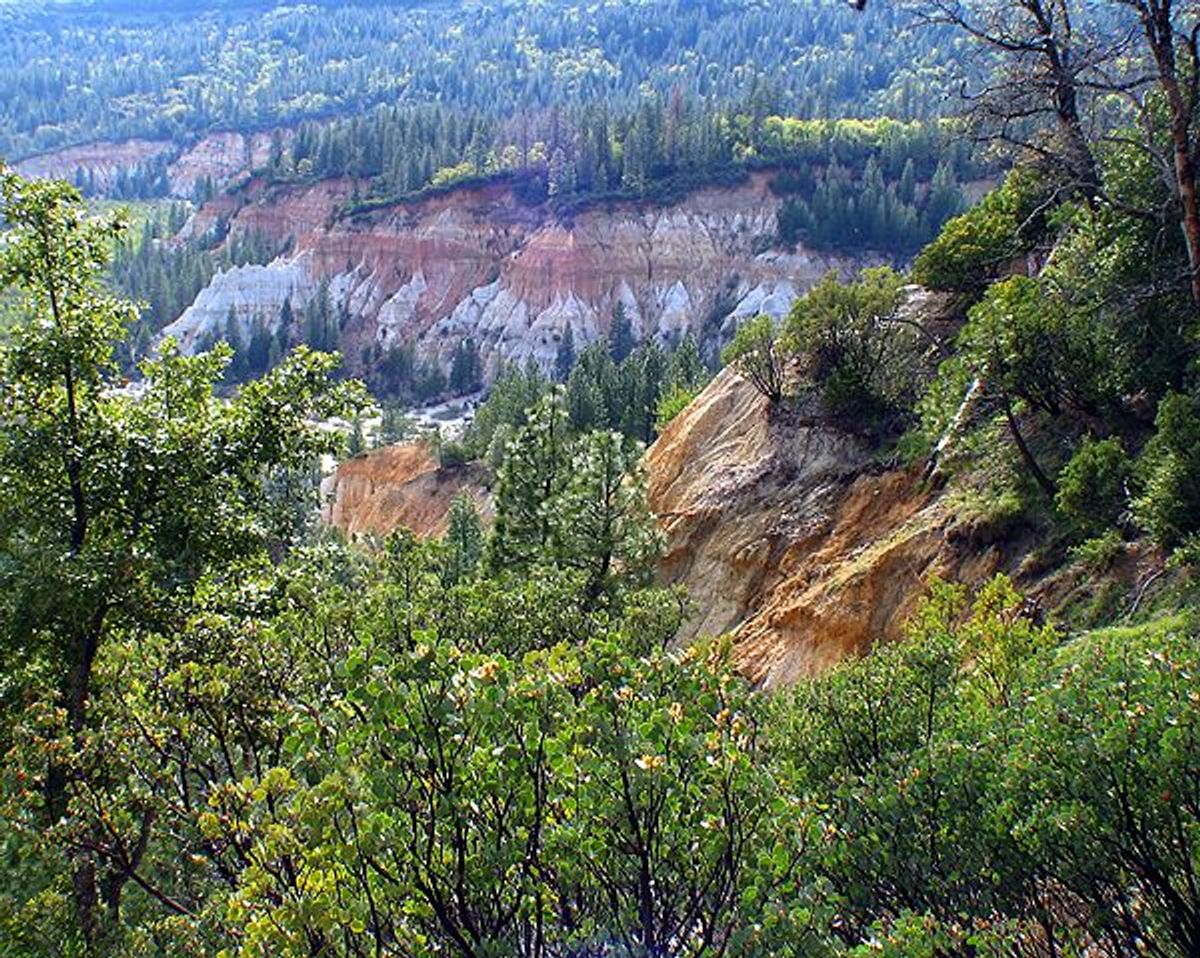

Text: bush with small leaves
xmin=1135 ymin=391 xmax=1200 ymax=549
xmin=722 ymin=314 xmax=785 ymax=403
xmin=1055 ymin=436 xmax=1132 ymax=537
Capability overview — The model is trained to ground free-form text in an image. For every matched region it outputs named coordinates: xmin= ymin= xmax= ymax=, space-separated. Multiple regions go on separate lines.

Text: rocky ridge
xmin=12 ymin=130 xmax=287 ymax=199
xmin=161 ymin=172 xmax=878 ymax=379
xmin=322 ymin=362 xmax=1166 ymax=685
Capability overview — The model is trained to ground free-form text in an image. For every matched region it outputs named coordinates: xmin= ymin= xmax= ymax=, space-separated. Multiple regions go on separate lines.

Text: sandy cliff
xmin=321 ymin=443 xmax=491 ymax=540
xmin=162 ymin=173 xmax=876 ymax=379
xmin=12 ymin=130 xmax=288 ymax=199
xmin=645 ymin=368 xmax=975 ymax=684
xmin=320 ymin=365 xmax=1166 ymax=684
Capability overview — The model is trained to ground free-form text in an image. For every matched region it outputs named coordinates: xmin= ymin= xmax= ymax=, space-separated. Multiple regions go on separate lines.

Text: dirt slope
xmin=647 ymin=368 xmax=1003 ymax=684
xmin=321 ymin=443 xmax=491 ymax=540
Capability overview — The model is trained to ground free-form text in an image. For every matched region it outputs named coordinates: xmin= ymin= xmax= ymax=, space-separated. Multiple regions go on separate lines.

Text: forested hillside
xmin=0 ymin=0 xmax=956 ymax=161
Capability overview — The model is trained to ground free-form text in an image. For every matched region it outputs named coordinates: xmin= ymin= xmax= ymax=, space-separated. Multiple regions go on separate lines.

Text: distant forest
xmin=0 ymin=0 xmax=961 ymax=160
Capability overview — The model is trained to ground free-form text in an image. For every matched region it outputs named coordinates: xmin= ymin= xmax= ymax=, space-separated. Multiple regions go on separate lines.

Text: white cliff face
xmin=163 ymin=253 xmax=319 ymax=350
xmin=376 ymin=272 xmax=429 ymax=350
xmin=163 ymin=172 xmax=881 ymax=377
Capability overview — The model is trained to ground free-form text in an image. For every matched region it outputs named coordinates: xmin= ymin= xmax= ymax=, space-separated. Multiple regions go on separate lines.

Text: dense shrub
xmin=1055 ymin=436 xmax=1133 ymax=536
xmin=782 ymin=266 xmax=919 ymax=431
xmin=912 ymin=165 xmax=1051 ymax=295
xmin=722 ymin=314 xmax=785 ymax=403
xmin=1135 ymin=391 xmax=1200 ymax=548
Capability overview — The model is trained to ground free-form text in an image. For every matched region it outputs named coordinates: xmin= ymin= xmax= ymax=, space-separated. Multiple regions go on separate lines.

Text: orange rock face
xmin=320 ymin=369 xmax=1161 ymax=685
xmin=321 ymin=443 xmax=491 ymax=540
xmin=646 ymin=368 xmax=999 ymax=685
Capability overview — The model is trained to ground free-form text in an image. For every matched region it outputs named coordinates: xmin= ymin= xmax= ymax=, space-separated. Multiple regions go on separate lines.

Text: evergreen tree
xmin=449 ymin=337 xmax=482 ymax=394
xmin=554 ymin=324 xmax=576 ymax=382
xmin=668 ymin=333 xmax=707 ymax=390
xmin=608 ymin=301 xmax=635 ymax=363
xmin=379 ymin=404 xmax=413 ymax=445
xmin=443 ymin=492 xmax=485 ymax=585
xmin=247 ymin=318 xmax=272 ymax=377
xmin=222 ymin=307 xmax=245 ymax=381
xmin=347 ymin=416 xmax=366 ymax=456
xmin=549 ymin=430 xmax=662 ymax=601
xmin=487 ymin=388 xmax=571 ymax=572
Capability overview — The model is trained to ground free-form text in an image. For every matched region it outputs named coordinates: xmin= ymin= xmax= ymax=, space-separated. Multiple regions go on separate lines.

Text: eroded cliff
xmin=320 ymin=365 xmax=1164 ymax=684
xmin=321 ymin=443 xmax=491 ymax=540
xmin=13 ymin=130 xmax=287 ymax=198
xmin=162 ymin=172 xmax=876 ymax=379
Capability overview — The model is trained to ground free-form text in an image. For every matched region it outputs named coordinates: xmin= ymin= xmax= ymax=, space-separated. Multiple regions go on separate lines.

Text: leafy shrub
xmin=1135 ymin=391 xmax=1200 ymax=548
xmin=992 ymin=277 xmax=1119 ymax=412
xmin=655 ymin=382 xmax=698 ymax=430
xmin=1055 ymin=436 xmax=1132 ymax=536
xmin=437 ymin=439 xmax=472 ymax=468
xmin=782 ymin=267 xmax=918 ymax=431
xmin=1068 ymin=528 xmax=1125 ymax=572
xmin=912 ymin=165 xmax=1050 ymax=295
xmin=721 ymin=314 xmax=784 ymax=402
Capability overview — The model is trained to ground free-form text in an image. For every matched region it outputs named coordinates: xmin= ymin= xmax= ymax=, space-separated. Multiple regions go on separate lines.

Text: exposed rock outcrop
xmin=320 ymin=366 xmax=1167 ymax=684
xmin=14 ymin=139 xmax=175 ymax=192
xmin=166 ymin=131 xmax=285 ymax=198
xmin=11 ymin=130 xmax=288 ymax=199
xmin=162 ymin=172 xmax=880 ymax=379
xmin=646 ymin=368 xmax=997 ymax=685
xmin=321 ymin=443 xmax=491 ymax=540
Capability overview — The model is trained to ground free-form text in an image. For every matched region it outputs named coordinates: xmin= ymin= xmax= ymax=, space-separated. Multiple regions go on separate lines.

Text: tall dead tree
xmin=909 ymin=0 xmax=1110 ymax=198
xmin=1115 ymin=0 xmax=1200 ymax=304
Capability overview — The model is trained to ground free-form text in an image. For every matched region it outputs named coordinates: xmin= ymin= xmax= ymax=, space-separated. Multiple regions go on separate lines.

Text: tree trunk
xmin=1168 ymin=104 xmax=1200 ymax=305
xmin=1137 ymin=0 xmax=1200 ymax=305
xmin=1004 ymin=400 xmax=1056 ymax=497
xmin=45 ymin=613 xmax=106 ymax=952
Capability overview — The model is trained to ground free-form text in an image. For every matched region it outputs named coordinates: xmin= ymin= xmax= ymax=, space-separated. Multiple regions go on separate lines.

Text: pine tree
xmin=548 ymin=146 xmax=569 ymax=197
xmin=443 ymin=492 xmax=484 ymax=585
xmin=278 ymin=297 xmax=295 ymax=346
xmin=608 ymin=301 xmax=635 ymax=362
xmin=555 ymin=324 xmax=576 ymax=382
xmin=549 ymin=429 xmax=661 ymax=601
xmin=379 ymin=404 xmax=413 ymax=445
xmin=898 ymin=157 xmax=917 ymax=205
xmin=487 ymin=388 xmax=571 ymax=572
xmin=449 ymin=338 xmax=482 ymax=394
xmin=247 ymin=319 xmax=272 ymax=377
xmin=668 ymin=333 xmax=707 ymax=390
xmin=347 ymin=416 xmax=366 ymax=456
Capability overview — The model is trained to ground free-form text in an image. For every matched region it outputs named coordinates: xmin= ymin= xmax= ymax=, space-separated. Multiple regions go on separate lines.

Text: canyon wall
xmin=12 ymin=139 xmax=176 ymax=193
xmin=321 ymin=443 xmax=491 ymax=540
xmin=320 ymin=371 xmax=982 ymax=685
xmin=161 ymin=172 xmax=878 ymax=379
xmin=645 ymin=367 xmax=973 ymax=684
xmin=11 ymin=130 xmax=286 ymax=198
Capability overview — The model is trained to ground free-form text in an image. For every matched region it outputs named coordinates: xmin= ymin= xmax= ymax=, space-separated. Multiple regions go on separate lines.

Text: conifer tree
xmin=487 ymin=388 xmax=571 ymax=572
xmin=608 ymin=301 xmax=635 ymax=362
xmin=549 ymin=429 xmax=661 ymax=600
xmin=443 ymin=492 xmax=485 ymax=585
xmin=449 ymin=337 xmax=482 ymax=394
xmin=555 ymin=323 xmax=576 ymax=382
